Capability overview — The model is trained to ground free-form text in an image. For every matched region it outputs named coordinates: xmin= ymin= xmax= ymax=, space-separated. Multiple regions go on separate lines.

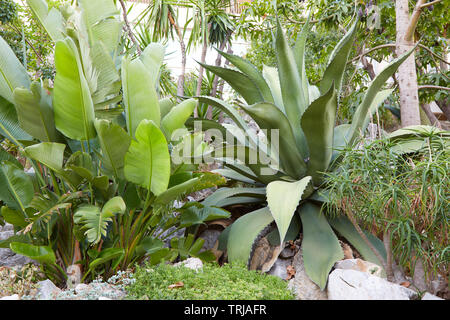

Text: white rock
xmin=36 ymin=279 xmax=61 ymax=300
xmin=0 ymin=294 xmax=19 ymax=300
xmin=75 ymin=283 xmax=90 ymax=293
xmin=173 ymin=258 xmax=203 ymax=271
xmin=98 ymin=296 xmax=112 ymax=300
xmin=327 ymin=269 xmax=418 ymax=300
xmin=421 ymin=292 xmax=444 ymax=300
xmin=334 ymin=259 xmax=384 ymax=277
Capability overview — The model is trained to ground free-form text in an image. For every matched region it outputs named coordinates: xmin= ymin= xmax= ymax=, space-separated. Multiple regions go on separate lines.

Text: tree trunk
xmin=168 ymin=11 xmax=186 ymax=100
xmin=194 ymin=25 xmax=209 ymax=118
xmin=395 ymin=0 xmax=423 ymax=127
xmin=421 ymin=103 xmax=443 ymax=128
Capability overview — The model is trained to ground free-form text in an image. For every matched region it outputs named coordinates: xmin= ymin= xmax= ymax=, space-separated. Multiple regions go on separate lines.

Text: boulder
xmin=173 ymin=257 xmax=203 ymax=272
xmin=421 ymin=292 xmax=444 ymax=300
xmin=268 ymin=257 xmax=292 ymax=280
xmin=327 ymin=269 xmax=419 ymax=300
xmin=36 ymin=280 xmax=61 ymax=300
xmin=334 ymin=259 xmax=384 ymax=277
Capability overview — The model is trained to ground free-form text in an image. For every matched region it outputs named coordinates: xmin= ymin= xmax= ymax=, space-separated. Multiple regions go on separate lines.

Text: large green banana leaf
xmin=10 ymin=242 xmax=56 ymax=265
xmin=13 ymin=82 xmax=59 ymax=142
xmin=0 ymin=36 xmax=30 ymax=103
xmin=141 ymin=43 xmax=165 ymax=86
xmin=0 ymin=96 xmax=33 ymax=143
xmin=26 ymin=0 xmax=65 ymax=42
xmin=267 ymin=176 xmax=312 ymax=243
xmin=24 ymin=142 xmax=66 ymax=174
xmin=122 ymin=55 xmax=160 ymax=137
xmin=299 ymin=202 xmax=343 ymax=290
xmin=0 ymin=161 xmax=34 ymax=211
xmin=161 ymin=98 xmax=197 ymax=141
xmin=74 ymin=196 xmax=126 ymax=244
xmin=124 ymin=120 xmax=170 ymax=196
xmin=94 ymin=119 xmax=131 ymax=180
xmin=53 ymin=37 xmax=96 ymax=141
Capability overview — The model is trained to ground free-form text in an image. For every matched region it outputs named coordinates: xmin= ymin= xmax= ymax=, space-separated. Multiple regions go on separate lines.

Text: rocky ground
xmin=0 ymin=223 xmax=446 ymax=300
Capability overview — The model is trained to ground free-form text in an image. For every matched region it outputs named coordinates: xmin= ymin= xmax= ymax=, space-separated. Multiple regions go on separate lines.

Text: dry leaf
xmin=168 ymin=281 xmax=184 ymax=289
xmin=400 ymin=281 xmax=410 ymax=288
xmin=286 ymin=265 xmax=296 ymax=280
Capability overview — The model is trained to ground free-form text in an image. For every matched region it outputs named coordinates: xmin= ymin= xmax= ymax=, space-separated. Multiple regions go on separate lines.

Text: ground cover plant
xmin=125 ymin=262 xmax=295 ymax=300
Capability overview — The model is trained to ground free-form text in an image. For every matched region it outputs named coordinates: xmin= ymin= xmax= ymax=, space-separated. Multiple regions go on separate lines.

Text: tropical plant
xmin=0 ymin=0 xmax=226 ymax=285
xmin=325 ymin=125 xmax=449 ymax=286
xmin=188 ymin=16 xmax=417 ymax=289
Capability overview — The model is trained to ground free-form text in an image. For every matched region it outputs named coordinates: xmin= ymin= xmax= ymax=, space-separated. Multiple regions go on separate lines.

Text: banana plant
xmin=0 ymin=0 xmax=227 ymax=284
xmin=189 ymin=17 xmax=416 ymax=289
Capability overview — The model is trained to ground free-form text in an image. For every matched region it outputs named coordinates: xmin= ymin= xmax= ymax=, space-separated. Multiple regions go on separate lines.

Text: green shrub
xmin=125 ymin=262 xmax=294 ymax=300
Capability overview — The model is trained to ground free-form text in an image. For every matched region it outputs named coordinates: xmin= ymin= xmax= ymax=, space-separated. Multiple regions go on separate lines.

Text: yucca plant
xmin=188 ymin=16 xmax=418 ymax=289
xmin=0 ymin=0 xmax=227 ymax=285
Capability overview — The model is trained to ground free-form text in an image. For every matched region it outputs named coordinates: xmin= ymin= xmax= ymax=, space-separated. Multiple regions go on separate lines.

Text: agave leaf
xmin=26 ymin=0 xmax=65 ymax=42
xmin=319 ymin=19 xmax=358 ymax=96
xmin=216 ymin=48 xmax=274 ymax=103
xmin=179 ymin=203 xmax=230 ymax=228
xmin=0 ymin=161 xmax=34 ymax=212
xmin=227 ymin=207 xmax=274 ymax=264
xmin=197 ymin=62 xmax=263 ymax=105
xmin=124 ymin=120 xmax=170 ymax=195
xmin=211 ymin=168 xmax=256 ymax=184
xmin=275 ymin=19 xmax=307 ymax=152
xmin=301 ymin=83 xmax=337 ymax=185
xmin=0 ymin=35 xmax=31 ymax=103
xmin=262 ymin=65 xmax=284 ymax=112
xmin=347 ymin=45 xmax=417 ymax=145
xmin=161 ymin=98 xmax=197 ymax=141
xmin=267 ymin=176 xmax=312 ymax=243
xmin=94 ymin=119 xmax=131 ymax=180
xmin=293 ymin=13 xmax=311 ymax=106
xmin=53 ymin=37 xmax=96 ymax=140
xmin=10 ymin=242 xmax=56 ymax=265
xmin=299 ymin=202 xmax=343 ymax=290
xmin=122 ymin=55 xmax=160 ymax=137
xmin=13 ymin=82 xmax=59 ymax=142
xmin=242 ymin=102 xmax=306 ymax=179
xmin=328 ymin=215 xmax=387 ymax=273
xmin=331 ymin=124 xmax=351 ymax=163
xmin=215 ymin=196 xmax=264 ymax=207
xmin=203 ymin=187 xmax=267 ymax=207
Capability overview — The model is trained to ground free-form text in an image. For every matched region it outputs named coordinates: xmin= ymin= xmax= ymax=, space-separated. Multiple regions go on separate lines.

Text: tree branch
xmin=404 ymin=0 xmax=427 ymax=42
xmin=420 ymin=0 xmax=442 ymax=8
xmin=418 ymin=85 xmax=450 ymax=91
xmin=118 ymin=0 xmax=141 ymax=55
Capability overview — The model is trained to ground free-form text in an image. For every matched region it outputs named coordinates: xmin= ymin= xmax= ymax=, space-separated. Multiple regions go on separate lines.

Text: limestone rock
xmin=268 ymin=257 xmax=292 ymax=280
xmin=173 ymin=257 xmax=203 ymax=272
xmin=334 ymin=259 xmax=384 ymax=277
xmin=289 ymin=248 xmax=328 ymax=300
xmin=327 ymin=269 xmax=419 ymax=300
xmin=421 ymin=292 xmax=444 ymax=300
xmin=36 ymin=280 xmax=61 ymax=300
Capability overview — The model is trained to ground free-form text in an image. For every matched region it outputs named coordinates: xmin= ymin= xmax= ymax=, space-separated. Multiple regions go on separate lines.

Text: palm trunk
xmin=194 ymin=32 xmax=209 ymax=118
xmin=395 ymin=0 xmax=426 ymax=127
xmin=168 ymin=11 xmax=186 ymax=100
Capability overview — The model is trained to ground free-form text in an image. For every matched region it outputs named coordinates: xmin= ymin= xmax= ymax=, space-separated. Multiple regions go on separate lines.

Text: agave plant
xmin=189 ymin=17 xmax=416 ymax=289
xmin=0 ymin=0 xmax=227 ymax=284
